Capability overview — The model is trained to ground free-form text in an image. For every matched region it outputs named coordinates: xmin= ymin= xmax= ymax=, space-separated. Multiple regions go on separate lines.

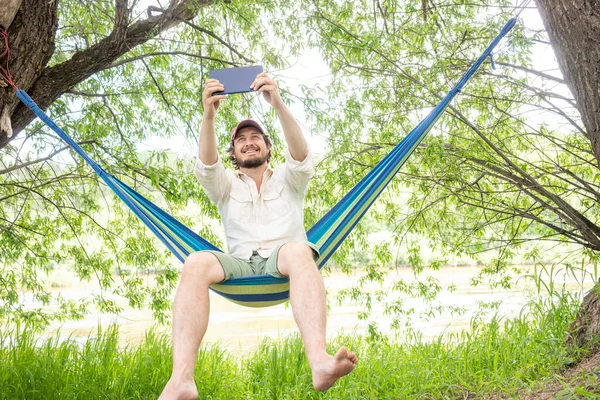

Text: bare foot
xmin=158 ymin=377 xmax=198 ymax=400
xmin=311 ymin=346 xmax=358 ymax=391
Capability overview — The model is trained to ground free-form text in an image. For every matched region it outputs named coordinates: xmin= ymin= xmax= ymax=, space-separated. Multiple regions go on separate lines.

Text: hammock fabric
xmin=14 ymin=18 xmax=516 ymax=307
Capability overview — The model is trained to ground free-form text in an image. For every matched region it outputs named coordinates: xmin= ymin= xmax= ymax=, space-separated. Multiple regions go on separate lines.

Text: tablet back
xmin=209 ymin=65 xmax=264 ymax=95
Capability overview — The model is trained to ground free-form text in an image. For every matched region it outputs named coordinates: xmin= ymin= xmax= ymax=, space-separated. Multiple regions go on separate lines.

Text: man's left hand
xmin=251 ymin=73 xmax=284 ymax=109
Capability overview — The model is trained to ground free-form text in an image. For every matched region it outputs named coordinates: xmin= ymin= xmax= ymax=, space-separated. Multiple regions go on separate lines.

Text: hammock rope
xmin=6 ymin=18 xmax=516 ymax=307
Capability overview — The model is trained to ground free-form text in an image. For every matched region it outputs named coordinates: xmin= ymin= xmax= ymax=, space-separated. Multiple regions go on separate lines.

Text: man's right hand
xmin=202 ymin=79 xmax=227 ymax=119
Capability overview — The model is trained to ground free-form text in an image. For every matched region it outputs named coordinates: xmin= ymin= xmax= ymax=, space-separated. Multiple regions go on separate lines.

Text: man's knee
xmin=278 ymin=242 xmax=316 ymax=275
xmin=182 ymin=251 xmax=224 ymax=284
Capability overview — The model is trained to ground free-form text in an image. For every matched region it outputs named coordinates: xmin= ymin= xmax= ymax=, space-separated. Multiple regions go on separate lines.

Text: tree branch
xmin=104 ymin=51 xmax=238 ymax=71
xmin=0 ymin=139 xmax=97 ymax=175
xmin=494 ymin=60 xmax=565 ymax=85
xmin=180 ymin=19 xmax=254 ymax=64
xmin=3 ymin=0 xmax=215 ymax=148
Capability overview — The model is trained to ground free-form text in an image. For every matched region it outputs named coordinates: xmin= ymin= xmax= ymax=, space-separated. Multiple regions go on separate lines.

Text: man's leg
xmin=159 ymin=252 xmax=226 ymax=400
xmin=276 ymin=242 xmax=358 ymax=391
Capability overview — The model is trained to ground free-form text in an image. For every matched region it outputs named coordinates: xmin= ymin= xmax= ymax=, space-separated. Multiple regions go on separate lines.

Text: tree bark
xmin=0 ymin=0 xmax=58 ymax=140
xmin=535 ymin=0 xmax=600 ymax=169
xmin=536 ymin=0 xmax=600 ymax=355
xmin=566 ymin=283 xmax=600 ymax=354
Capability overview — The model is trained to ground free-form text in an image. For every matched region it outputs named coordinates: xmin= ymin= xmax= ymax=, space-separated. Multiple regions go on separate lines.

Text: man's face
xmin=233 ymin=127 xmax=270 ymax=169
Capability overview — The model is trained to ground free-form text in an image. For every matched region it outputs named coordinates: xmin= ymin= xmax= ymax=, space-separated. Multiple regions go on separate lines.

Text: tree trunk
xmin=0 ymin=0 xmax=58 ymax=140
xmin=536 ymin=0 xmax=600 ymax=353
xmin=566 ymin=283 xmax=600 ymax=353
xmin=535 ymin=0 xmax=600 ymax=169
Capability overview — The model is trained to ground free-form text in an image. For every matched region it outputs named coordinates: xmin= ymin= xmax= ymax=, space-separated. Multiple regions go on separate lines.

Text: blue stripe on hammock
xmin=212 ymin=290 xmax=290 ymax=303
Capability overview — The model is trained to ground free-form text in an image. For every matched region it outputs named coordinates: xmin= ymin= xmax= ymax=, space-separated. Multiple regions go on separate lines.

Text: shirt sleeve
xmin=194 ymin=156 xmax=232 ymax=205
xmin=284 ymin=147 xmax=314 ymax=194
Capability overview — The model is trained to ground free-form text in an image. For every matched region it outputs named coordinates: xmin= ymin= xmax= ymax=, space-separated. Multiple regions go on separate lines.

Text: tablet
xmin=209 ymin=65 xmax=264 ymax=95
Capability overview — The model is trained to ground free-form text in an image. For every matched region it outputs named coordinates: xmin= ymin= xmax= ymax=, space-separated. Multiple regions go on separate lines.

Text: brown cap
xmin=230 ymin=119 xmax=265 ymax=140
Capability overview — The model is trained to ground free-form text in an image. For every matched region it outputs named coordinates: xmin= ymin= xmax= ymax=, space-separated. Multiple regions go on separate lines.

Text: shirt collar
xmin=236 ymin=165 xmax=273 ymax=179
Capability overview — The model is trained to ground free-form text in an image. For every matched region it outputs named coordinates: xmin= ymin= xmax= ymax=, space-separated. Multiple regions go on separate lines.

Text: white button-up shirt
xmin=194 ymin=150 xmax=313 ymax=260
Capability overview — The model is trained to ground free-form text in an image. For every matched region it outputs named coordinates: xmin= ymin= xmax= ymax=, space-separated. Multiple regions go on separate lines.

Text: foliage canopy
xmin=1 ymin=0 xmax=598 ymax=329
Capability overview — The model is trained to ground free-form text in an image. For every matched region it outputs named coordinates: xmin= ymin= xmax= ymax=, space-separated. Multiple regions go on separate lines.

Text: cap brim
xmin=231 ymin=119 xmax=265 ymax=140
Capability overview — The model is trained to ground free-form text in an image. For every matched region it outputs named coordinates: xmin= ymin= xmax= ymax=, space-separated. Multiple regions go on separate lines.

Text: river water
xmin=38 ymin=264 xmax=597 ymax=351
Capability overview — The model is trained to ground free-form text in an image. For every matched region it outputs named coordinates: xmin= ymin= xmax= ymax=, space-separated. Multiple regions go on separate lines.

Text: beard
xmin=238 ymin=154 xmax=269 ymax=169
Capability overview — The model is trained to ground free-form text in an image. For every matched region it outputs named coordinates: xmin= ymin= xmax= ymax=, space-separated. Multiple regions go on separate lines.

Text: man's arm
xmin=251 ymin=73 xmax=309 ymax=162
xmin=199 ymin=79 xmax=226 ymax=165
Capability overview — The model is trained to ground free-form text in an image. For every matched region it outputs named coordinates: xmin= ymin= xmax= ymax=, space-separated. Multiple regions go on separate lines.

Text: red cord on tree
xmin=0 ymin=26 xmax=17 ymax=90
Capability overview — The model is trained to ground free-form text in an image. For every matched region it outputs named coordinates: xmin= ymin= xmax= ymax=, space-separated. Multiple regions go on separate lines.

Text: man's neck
xmin=239 ymin=163 xmax=269 ymax=191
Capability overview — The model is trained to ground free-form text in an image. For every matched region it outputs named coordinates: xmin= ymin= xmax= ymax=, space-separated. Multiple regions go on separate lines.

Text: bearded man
xmin=159 ymin=72 xmax=357 ymax=400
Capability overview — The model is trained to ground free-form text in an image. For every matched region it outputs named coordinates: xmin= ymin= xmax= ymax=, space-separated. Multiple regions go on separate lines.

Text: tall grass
xmin=0 ymin=292 xmax=582 ymax=399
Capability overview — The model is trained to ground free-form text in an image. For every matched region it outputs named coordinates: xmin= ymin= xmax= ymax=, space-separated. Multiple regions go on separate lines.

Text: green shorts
xmin=204 ymin=242 xmax=320 ymax=281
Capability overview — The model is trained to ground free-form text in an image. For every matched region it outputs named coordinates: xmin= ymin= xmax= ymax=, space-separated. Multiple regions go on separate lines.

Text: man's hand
xmin=251 ymin=73 xmax=284 ymax=109
xmin=202 ymin=79 xmax=227 ymax=119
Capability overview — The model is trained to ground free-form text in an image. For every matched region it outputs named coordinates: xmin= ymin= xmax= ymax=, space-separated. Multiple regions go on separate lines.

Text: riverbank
xmin=36 ymin=264 xmax=597 ymax=351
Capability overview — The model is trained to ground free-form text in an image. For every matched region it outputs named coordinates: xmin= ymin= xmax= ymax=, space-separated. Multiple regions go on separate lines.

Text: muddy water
xmin=40 ymin=265 xmax=596 ymax=351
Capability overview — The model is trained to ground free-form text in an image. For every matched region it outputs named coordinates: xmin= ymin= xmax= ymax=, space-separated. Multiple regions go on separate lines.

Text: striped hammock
xmin=15 ymin=18 xmax=516 ymax=307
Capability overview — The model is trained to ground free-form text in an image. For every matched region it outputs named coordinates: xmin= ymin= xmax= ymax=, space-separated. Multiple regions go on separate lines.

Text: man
xmin=159 ymin=73 xmax=357 ymax=400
